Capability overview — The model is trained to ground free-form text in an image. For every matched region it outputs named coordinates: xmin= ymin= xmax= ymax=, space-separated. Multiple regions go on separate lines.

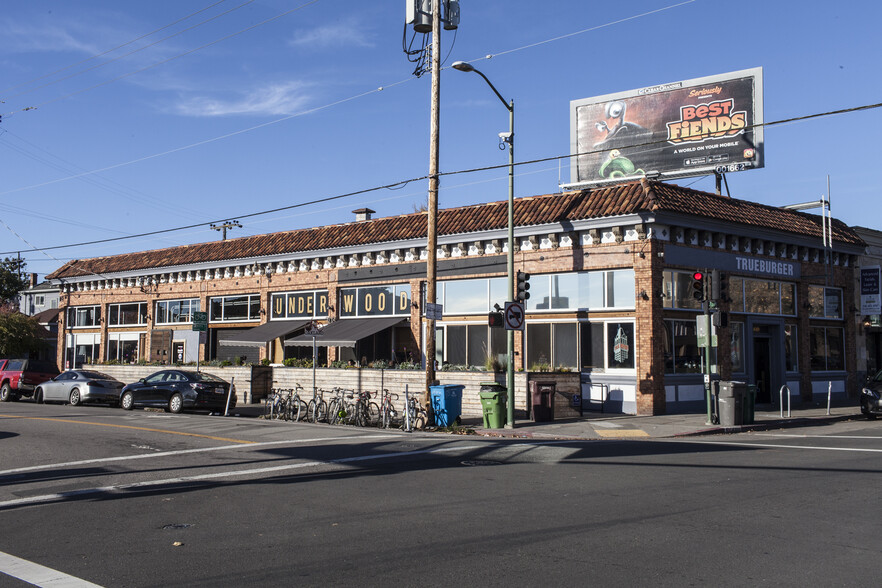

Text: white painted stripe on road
xmin=0 ymin=434 xmax=402 ymax=477
xmin=0 ymin=444 xmax=487 ymax=510
xmin=0 ymin=550 xmax=103 ymax=587
xmin=752 ymin=433 xmax=882 ymax=440
xmin=694 ymin=440 xmax=882 ymax=453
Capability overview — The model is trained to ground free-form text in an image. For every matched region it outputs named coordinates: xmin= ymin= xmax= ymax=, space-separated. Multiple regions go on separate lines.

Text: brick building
xmin=46 ymin=179 xmax=864 ymax=415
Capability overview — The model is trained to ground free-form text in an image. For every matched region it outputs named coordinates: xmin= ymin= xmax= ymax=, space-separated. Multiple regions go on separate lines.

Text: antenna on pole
xmin=210 ymin=220 xmax=242 ymax=241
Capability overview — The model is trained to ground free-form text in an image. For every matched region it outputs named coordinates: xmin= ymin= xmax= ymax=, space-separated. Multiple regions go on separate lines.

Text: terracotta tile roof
xmin=47 ymin=180 xmax=863 ymax=280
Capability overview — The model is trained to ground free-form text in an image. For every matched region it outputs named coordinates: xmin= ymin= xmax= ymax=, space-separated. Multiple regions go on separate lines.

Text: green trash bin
xmin=479 ymin=382 xmax=507 ymax=429
xmin=744 ymin=384 xmax=757 ymax=425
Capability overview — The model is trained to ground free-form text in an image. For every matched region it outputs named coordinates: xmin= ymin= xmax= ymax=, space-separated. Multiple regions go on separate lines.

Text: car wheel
xmin=35 ymin=388 xmax=44 ymax=404
xmin=69 ymin=388 xmax=82 ymax=406
xmin=120 ymin=391 xmax=134 ymax=410
xmin=168 ymin=393 xmax=183 ymax=414
xmin=0 ymin=383 xmax=13 ymax=402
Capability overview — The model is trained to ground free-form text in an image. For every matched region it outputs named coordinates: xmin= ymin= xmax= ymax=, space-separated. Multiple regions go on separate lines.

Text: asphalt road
xmin=2 ymin=401 xmax=881 ymax=587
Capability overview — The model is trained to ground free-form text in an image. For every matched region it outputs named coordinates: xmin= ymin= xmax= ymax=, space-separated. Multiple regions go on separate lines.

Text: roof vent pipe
xmin=353 ymin=208 xmax=376 ymax=222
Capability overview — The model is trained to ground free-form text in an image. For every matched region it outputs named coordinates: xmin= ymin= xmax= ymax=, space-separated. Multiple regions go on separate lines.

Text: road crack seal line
xmin=0 ymin=443 xmax=490 ymax=510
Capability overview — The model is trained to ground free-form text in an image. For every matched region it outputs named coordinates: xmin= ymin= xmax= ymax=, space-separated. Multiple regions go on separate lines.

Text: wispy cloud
xmin=0 ymin=20 xmax=103 ymax=54
xmin=288 ymin=18 xmax=373 ymax=49
xmin=172 ymin=81 xmax=315 ymax=117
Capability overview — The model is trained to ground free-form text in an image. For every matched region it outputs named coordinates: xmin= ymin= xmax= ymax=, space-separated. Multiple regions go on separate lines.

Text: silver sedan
xmin=35 ymin=370 xmax=125 ymax=406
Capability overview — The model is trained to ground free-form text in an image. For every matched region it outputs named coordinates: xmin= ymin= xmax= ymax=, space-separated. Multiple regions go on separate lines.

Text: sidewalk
xmin=229 ymin=403 xmax=865 ymax=440
xmin=466 ymin=405 xmax=862 ymax=440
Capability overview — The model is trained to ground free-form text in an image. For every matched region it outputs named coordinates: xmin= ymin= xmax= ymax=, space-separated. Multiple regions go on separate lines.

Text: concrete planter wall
xmin=92 ymin=364 xmax=580 ymax=420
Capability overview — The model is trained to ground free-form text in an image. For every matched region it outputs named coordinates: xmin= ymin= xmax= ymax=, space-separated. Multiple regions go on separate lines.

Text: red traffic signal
xmin=691 ymin=271 xmax=706 ymax=301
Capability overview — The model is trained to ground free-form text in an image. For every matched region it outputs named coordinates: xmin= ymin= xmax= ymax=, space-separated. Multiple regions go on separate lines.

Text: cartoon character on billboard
xmin=594 ymin=101 xmax=652 ymax=151
xmin=599 ymin=149 xmax=644 ymax=179
xmin=593 ymin=100 xmax=651 ymax=179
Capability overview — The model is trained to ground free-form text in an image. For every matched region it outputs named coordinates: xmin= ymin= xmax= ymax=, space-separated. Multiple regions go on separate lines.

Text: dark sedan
xmin=120 ymin=370 xmax=235 ymax=414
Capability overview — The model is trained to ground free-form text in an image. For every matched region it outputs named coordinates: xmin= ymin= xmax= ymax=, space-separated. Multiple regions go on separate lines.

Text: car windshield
xmin=186 ymin=372 xmax=225 ymax=383
xmin=871 ymin=370 xmax=882 ymax=384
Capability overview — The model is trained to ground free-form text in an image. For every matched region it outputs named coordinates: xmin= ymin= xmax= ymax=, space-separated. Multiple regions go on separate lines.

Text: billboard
xmin=568 ymin=68 xmax=763 ymax=187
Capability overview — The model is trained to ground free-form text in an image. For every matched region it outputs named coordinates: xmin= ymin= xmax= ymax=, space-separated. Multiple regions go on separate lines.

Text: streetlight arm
xmin=472 ymin=69 xmax=512 ymax=112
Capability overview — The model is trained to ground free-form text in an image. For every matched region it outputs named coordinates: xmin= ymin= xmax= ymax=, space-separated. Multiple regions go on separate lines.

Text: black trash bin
xmin=529 ymin=381 xmax=556 ymax=422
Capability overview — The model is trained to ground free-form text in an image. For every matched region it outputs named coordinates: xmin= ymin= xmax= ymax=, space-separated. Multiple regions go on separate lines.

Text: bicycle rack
xmin=580 ymin=383 xmax=609 ymax=415
xmin=779 ymin=384 xmax=791 ymax=419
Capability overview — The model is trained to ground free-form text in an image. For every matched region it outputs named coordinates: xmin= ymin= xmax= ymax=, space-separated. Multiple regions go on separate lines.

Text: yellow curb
xmin=594 ymin=429 xmax=650 ymax=438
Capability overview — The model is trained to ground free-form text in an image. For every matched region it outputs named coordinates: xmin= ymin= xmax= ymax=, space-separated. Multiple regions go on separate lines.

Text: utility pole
xmin=210 ymin=220 xmax=242 ymax=241
xmin=424 ymin=0 xmax=441 ymax=408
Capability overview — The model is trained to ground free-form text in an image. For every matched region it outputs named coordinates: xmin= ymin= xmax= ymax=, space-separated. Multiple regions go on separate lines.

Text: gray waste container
xmin=718 ymin=381 xmax=745 ymax=427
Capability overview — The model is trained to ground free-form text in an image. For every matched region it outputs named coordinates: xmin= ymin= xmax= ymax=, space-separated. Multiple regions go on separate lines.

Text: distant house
xmin=19 ymin=274 xmax=60 ymax=316
xmin=32 ymin=307 xmax=60 ymax=364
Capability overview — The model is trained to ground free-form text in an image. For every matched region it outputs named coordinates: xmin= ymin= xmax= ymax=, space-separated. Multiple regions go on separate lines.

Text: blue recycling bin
xmin=430 ymin=384 xmax=465 ymax=427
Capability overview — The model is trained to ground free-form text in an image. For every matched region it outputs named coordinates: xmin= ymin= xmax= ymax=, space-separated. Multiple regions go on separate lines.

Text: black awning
xmin=220 ymin=319 xmax=311 ymax=346
xmin=284 ymin=317 xmax=406 ymax=348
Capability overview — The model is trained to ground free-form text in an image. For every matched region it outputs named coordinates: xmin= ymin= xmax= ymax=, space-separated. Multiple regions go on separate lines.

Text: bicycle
xmin=403 ymin=389 xmax=426 ymax=432
xmin=326 ymin=388 xmax=353 ymax=425
xmin=352 ymin=390 xmax=379 ymax=427
xmin=283 ymin=385 xmax=307 ymax=422
xmin=306 ymin=388 xmax=328 ymax=423
xmin=378 ymin=389 xmax=400 ymax=429
xmin=264 ymin=388 xmax=288 ymax=420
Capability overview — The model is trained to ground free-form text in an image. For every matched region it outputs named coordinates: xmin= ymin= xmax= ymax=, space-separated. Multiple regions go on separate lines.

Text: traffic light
xmin=712 ymin=310 xmax=728 ymax=328
xmin=488 ymin=312 xmax=503 ymax=328
xmin=516 ymin=271 xmax=531 ymax=301
xmin=711 ymin=269 xmax=728 ymax=302
xmin=691 ymin=271 xmax=705 ymax=302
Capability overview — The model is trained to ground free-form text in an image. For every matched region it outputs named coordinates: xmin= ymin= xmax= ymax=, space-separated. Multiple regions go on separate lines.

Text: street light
xmin=453 ymin=60 xmax=516 ymax=429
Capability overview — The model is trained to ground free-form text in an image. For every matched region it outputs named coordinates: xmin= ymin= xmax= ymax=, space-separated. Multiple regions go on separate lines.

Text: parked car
xmin=35 ymin=370 xmax=124 ymax=406
xmin=861 ymin=369 xmax=882 ymax=419
xmin=0 ymin=359 xmax=60 ymax=402
xmin=119 ymin=369 xmax=235 ymax=414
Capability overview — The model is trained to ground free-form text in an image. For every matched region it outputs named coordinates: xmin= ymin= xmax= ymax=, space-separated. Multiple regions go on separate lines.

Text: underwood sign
xmin=568 ymin=68 xmax=763 ymax=187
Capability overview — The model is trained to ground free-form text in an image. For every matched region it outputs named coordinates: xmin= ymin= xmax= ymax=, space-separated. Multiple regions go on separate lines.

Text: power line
xmin=4 ymin=101 xmax=880 ymax=257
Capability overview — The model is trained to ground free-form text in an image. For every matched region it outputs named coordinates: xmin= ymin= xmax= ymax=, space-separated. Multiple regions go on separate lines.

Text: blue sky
xmin=2 ymin=0 xmax=880 ymax=278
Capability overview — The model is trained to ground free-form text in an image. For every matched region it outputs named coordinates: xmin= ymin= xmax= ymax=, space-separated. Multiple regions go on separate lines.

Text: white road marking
xmin=751 ymin=433 xmax=882 ymax=440
xmin=0 ymin=444 xmax=487 ymax=510
xmin=0 ymin=550 xmax=103 ymax=587
xmin=693 ymin=440 xmax=882 ymax=453
xmin=0 ymin=434 xmax=403 ymax=477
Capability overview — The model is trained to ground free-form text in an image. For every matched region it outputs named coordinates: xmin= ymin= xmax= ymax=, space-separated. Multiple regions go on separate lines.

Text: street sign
xmin=504 ymin=301 xmax=525 ymax=331
xmin=425 ymin=302 xmax=443 ymax=321
xmin=192 ymin=311 xmax=208 ymax=332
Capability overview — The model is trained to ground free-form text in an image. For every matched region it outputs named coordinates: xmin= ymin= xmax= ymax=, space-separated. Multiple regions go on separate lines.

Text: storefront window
xmin=443 ymin=324 xmax=505 ymax=369
xmin=607 ymin=322 xmax=635 ymax=369
xmin=781 ymin=283 xmax=796 ymax=315
xmin=730 ymin=322 xmax=744 ymax=373
xmin=108 ymin=302 xmax=147 ymax=326
xmin=580 ymin=322 xmax=605 ymax=370
xmin=210 ymin=294 xmax=260 ymax=322
xmin=784 ymin=325 xmax=797 ymax=371
xmin=664 ymin=320 xmax=701 ymax=374
xmin=608 ymin=270 xmax=636 ymax=308
xmin=810 ymin=326 xmax=845 ymax=371
xmin=526 ymin=323 xmax=551 ymax=369
xmin=67 ymin=306 xmax=100 ymax=328
xmin=156 ymin=299 xmax=200 ymax=324
xmin=808 ymin=286 xmax=843 ymax=319
xmin=745 ymin=280 xmax=781 ymax=314
xmin=662 ymin=271 xmax=703 ymax=310
xmin=549 ymin=273 xmax=579 ymax=310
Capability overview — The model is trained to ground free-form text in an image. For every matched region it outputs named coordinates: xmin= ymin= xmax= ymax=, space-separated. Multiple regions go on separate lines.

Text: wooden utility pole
xmin=424 ymin=0 xmax=441 ymax=406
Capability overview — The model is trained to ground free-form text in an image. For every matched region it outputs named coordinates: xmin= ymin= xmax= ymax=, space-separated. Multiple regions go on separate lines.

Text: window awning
xmin=284 ymin=317 xmax=407 ymax=348
xmin=220 ymin=320 xmax=311 ymax=346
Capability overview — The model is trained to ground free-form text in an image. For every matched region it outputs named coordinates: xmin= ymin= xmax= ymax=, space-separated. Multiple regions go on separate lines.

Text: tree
xmin=0 ymin=257 xmax=28 ymax=305
xmin=0 ymin=309 xmax=46 ymax=357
